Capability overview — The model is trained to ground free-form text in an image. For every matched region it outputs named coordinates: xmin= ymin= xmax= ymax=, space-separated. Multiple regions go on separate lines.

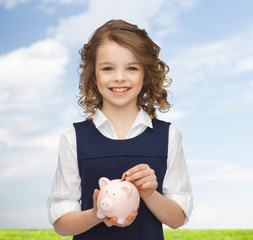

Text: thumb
xmin=93 ymin=189 xmax=99 ymax=200
xmin=93 ymin=189 xmax=99 ymax=212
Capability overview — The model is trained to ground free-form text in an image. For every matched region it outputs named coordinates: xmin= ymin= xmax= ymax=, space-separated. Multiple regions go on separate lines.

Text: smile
xmin=109 ymin=87 xmax=131 ymax=92
xmin=109 ymin=87 xmax=131 ymax=95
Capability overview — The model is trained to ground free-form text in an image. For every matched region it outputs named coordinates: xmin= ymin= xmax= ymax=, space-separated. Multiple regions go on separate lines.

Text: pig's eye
xmin=113 ymin=193 xmax=116 ymax=196
xmin=106 ymin=191 xmax=108 ymax=193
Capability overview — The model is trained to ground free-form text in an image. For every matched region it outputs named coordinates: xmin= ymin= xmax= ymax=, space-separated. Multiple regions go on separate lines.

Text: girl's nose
xmin=114 ymin=70 xmax=126 ymax=82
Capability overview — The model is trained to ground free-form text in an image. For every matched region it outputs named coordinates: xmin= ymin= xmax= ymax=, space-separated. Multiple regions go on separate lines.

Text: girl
xmin=47 ymin=19 xmax=193 ymax=240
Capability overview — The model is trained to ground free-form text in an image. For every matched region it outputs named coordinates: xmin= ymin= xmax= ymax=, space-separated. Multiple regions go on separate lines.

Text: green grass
xmin=0 ymin=230 xmax=71 ymax=240
xmin=164 ymin=229 xmax=253 ymax=239
xmin=0 ymin=229 xmax=252 ymax=240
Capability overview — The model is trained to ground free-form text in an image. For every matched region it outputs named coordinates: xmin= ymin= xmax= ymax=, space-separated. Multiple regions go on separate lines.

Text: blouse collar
xmin=93 ymin=107 xmax=153 ymax=130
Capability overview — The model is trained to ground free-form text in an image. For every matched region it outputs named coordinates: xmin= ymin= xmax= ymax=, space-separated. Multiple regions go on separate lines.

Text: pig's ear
xmin=99 ymin=177 xmax=110 ymax=189
xmin=121 ymin=185 xmax=132 ymax=197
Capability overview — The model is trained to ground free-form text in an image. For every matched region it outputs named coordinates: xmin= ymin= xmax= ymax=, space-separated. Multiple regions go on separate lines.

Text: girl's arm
xmin=125 ymin=164 xmax=186 ymax=229
xmin=125 ymin=126 xmax=193 ymax=228
xmin=48 ymin=131 xmax=138 ymax=236
xmin=54 ymin=210 xmax=101 ymax=236
xmin=142 ymin=190 xmax=186 ymax=229
xmin=54 ymin=189 xmax=138 ymax=236
xmin=53 ymin=190 xmax=100 ymax=236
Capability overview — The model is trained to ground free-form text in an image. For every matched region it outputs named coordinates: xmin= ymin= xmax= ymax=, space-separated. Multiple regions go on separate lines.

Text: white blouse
xmin=47 ymin=108 xmax=193 ymax=225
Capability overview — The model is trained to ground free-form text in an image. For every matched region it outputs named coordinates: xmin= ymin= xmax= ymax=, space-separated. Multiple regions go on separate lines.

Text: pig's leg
xmin=96 ymin=211 xmax=105 ymax=219
xmin=117 ymin=217 xmax=126 ymax=225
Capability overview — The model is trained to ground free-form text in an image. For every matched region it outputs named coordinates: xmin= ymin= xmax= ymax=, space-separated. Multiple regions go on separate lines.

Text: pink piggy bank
xmin=96 ymin=177 xmax=140 ymax=225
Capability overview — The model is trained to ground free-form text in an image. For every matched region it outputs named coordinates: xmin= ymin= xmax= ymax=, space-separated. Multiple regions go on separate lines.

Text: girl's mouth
xmin=109 ymin=87 xmax=131 ymax=95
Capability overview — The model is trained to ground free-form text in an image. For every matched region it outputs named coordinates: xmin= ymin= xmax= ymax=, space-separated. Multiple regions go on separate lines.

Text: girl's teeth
xmin=112 ymin=88 xmax=128 ymax=92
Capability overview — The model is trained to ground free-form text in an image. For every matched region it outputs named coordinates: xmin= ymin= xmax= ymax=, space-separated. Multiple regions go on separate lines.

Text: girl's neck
xmin=101 ymin=105 xmax=139 ymax=139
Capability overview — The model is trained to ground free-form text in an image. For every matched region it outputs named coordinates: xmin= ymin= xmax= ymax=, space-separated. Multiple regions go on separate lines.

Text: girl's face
xmin=95 ymin=40 xmax=144 ymax=112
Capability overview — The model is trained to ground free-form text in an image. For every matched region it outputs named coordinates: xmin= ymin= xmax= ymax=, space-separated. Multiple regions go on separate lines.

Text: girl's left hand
xmin=93 ymin=189 xmax=138 ymax=228
xmin=125 ymin=164 xmax=158 ymax=199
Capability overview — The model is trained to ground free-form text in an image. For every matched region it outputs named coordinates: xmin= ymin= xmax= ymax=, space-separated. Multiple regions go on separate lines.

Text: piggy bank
xmin=96 ymin=177 xmax=140 ymax=225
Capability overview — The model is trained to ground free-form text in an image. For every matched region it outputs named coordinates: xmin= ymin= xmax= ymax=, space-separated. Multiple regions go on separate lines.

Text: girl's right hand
xmin=92 ymin=189 xmax=138 ymax=227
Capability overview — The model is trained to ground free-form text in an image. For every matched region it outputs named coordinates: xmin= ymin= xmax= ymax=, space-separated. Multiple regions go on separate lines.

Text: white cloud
xmin=38 ymin=0 xmax=88 ymax=14
xmin=0 ymin=207 xmax=50 ymax=228
xmin=170 ymin=29 xmax=253 ymax=91
xmin=0 ymin=129 xmax=60 ymax=150
xmin=185 ymin=159 xmax=253 ymax=229
xmin=157 ymin=109 xmax=188 ymax=121
xmin=0 ymin=38 xmax=69 ymax=111
xmin=152 ymin=0 xmax=199 ymax=37
xmin=216 ymin=164 xmax=240 ymax=173
xmin=167 ymin=27 xmax=253 ymax=117
xmin=240 ymin=80 xmax=253 ymax=106
xmin=49 ymin=0 xmax=199 ymax=48
xmin=191 ymin=165 xmax=253 ymax=182
xmin=188 ymin=158 xmax=253 ymax=183
xmin=187 ymin=159 xmax=222 ymax=166
xmin=0 ymin=0 xmax=87 ymax=9
xmin=45 ymin=0 xmax=87 ymax=3
xmin=187 ymin=203 xmax=253 ymax=229
xmin=194 ymin=169 xmax=253 ymax=182
xmin=48 ymin=0 xmax=155 ymax=48
xmin=0 ymin=128 xmax=15 ymax=148
xmin=0 ymin=146 xmax=58 ymax=183
xmin=0 ymin=38 xmax=70 ymax=184
xmin=0 ymin=0 xmax=29 ymax=9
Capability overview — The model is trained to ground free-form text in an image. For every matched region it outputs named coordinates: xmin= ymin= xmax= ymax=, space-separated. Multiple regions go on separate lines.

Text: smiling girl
xmin=47 ymin=19 xmax=193 ymax=240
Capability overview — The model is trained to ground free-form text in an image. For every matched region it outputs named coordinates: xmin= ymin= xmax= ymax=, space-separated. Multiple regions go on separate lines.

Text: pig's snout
xmin=99 ymin=198 xmax=114 ymax=212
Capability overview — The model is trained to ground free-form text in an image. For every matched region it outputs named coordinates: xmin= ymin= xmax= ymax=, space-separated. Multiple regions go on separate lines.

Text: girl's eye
xmin=103 ymin=67 xmax=112 ymax=71
xmin=128 ymin=66 xmax=137 ymax=71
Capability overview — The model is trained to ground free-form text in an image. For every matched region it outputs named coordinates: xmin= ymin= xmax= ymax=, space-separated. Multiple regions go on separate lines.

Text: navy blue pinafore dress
xmin=73 ymin=118 xmax=170 ymax=240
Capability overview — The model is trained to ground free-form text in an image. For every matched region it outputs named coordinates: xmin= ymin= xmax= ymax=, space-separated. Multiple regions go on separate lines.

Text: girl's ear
xmin=99 ymin=177 xmax=110 ymax=189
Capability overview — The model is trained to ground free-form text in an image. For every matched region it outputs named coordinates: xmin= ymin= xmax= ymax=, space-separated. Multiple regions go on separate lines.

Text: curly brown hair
xmin=78 ymin=19 xmax=172 ymax=119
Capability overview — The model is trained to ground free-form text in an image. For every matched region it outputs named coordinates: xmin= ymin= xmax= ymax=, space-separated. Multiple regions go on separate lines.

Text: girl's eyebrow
xmin=98 ymin=61 xmax=112 ymax=66
xmin=98 ymin=61 xmax=142 ymax=66
xmin=128 ymin=62 xmax=142 ymax=65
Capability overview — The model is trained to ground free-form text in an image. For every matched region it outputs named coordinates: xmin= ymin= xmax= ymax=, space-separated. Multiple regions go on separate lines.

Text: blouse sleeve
xmin=47 ymin=129 xmax=81 ymax=225
xmin=162 ymin=125 xmax=193 ymax=224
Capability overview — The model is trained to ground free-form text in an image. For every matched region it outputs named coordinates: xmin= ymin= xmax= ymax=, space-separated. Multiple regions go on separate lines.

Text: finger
xmin=138 ymin=181 xmax=158 ymax=191
xmin=124 ymin=211 xmax=138 ymax=226
xmin=132 ymin=175 xmax=157 ymax=188
xmin=104 ymin=216 xmax=118 ymax=227
xmin=104 ymin=218 xmax=113 ymax=227
xmin=114 ymin=211 xmax=138 ymax=227
xmin=126 ymin=164 xmax=149 ymax=176
xmin=126 ymin=168 xmax=155 ymax=182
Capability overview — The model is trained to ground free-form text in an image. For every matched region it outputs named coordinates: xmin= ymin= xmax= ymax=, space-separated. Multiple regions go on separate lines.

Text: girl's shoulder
xmin=154 ymin=118 xmax=183 ymax=140
xmin=168 ymin=124 xmax=183 ymax=147
xmin=59 ymin=119 xmax=94 ymax=148
xmin=61 ymin=127 xmax=75 ymax=138
xmin=59 ymin=128 xmax=76 ymax=148
xmin=170 ymin=124 xmax=182 ymax=137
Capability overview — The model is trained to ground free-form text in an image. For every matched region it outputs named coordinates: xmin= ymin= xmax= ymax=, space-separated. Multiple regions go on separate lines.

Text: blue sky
xmin=0 ymin=0 xmax=253 ymax=229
